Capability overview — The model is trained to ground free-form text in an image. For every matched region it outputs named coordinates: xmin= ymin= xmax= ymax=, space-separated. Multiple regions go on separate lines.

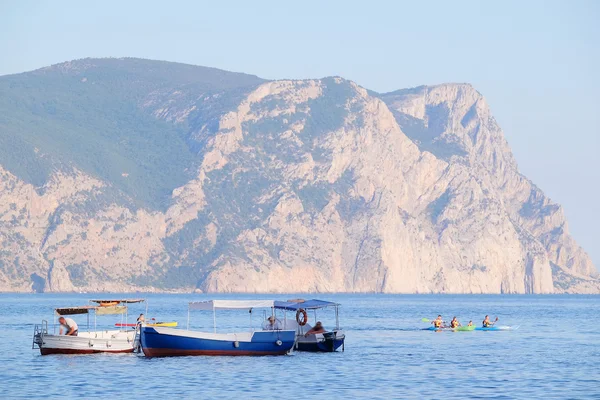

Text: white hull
xmin=35 ymin=329 xmax=136 ymax=355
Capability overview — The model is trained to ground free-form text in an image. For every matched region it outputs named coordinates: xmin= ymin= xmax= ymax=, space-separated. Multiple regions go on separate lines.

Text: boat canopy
xmin=55 ymin=306 xmax=97 ymax=315
xmin=189 ymin=300 xmax=275 ymax=311
xmin=89 ymin=299 xmax=145 ymax=304
xmin=95 ymin=305 xmax=127 ymax=315
xmin=54 ymin=305 xmax=128 ymax=315
xmin=274 ymin=299 xmax=339 ymax=311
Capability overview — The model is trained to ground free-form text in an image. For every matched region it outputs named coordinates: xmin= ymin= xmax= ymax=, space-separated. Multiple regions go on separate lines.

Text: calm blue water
xmin=1 ymin=293 xmax=599 ymax=399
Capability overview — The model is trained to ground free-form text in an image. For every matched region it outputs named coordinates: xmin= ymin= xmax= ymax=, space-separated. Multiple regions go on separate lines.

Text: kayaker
xmin=482 ymin=315 xmax=498 ymax=327
xmin=450 ymin=316 xmax=461 ymax=328
xmin=58 ymin=316 xmax=79 ymax=336
xmin=432 ymin=315 xmax=444 ymax=328
xmin=467 ymin=321 xmax=473 ymax=327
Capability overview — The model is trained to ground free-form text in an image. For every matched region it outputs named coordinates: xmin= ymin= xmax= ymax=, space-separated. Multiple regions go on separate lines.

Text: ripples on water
xmin=1 ymin=293 xmax=599 ymax=399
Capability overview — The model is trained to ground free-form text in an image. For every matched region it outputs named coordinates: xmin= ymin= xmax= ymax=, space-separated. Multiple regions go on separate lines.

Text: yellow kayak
xmin=148 ymin=321 xmax=178 ymax=327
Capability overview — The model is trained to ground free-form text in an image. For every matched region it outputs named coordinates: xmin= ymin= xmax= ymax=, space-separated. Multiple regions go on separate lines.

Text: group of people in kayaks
xmin=431 ymin=315 xmax=498 ymax=329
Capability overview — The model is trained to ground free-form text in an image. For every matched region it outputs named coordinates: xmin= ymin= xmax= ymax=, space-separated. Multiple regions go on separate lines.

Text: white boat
xmin=274 ymin=299 xmax=345 ymax=352
xmin=32 ymin=299 xmax=146 ymax=355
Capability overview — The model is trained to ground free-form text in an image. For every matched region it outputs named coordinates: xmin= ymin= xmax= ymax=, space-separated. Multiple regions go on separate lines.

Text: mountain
xmin=0 ymin=58 xmax=597 ymax=293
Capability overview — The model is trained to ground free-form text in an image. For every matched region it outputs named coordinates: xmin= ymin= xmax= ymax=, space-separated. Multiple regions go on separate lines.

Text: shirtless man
xmin=482 ymin=315 xmax=498 ymax=328
xmin=304 ymin=321 xmax=326 ymax=337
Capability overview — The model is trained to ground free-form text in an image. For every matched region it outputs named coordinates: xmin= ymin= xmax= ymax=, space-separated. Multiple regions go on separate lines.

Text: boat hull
xmin=295 ymin=331 xmax=345 ymax=352
xmin=475 ymin=325 xmax=518 ymax=331
xmin=141 ymin=327 xmax=295 ymax=357
xmin=35 ymin=330 xmax=136 ymax=355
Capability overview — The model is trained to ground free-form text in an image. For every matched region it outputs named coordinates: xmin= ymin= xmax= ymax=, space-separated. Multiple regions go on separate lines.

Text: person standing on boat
xmin=263 ymin=316 xmax=282 ymax=330
xmin=58 ymin=316 xmax=78 ymax=336
xmin=432 ymin=315 xmax=444 ymax=328
xmin=450 ymin=316 xmax=461 ymax=328
xmin=137 ymin=314 xmax=145 ymax=326
xmin=304 ymin=321 xmax=326 ymax=337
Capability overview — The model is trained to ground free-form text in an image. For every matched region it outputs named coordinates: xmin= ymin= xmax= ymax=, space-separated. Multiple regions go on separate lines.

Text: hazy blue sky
xmin=1 ymin=0 xmax=599 ymax=266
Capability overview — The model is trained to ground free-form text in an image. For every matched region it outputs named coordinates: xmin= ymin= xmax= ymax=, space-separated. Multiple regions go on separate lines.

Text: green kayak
xmin=454 ymin=325 xmax=475 ymax=331
xmin=423 ymin=325 xmax=476 ymax=331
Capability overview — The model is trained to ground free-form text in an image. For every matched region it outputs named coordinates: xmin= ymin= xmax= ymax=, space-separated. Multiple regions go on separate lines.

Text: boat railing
xmin=32 ymin=320 xmax=48 ymax=350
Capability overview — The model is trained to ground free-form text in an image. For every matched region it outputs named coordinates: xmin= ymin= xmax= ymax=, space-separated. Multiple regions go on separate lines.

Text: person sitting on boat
xmin=467 ymin=320 xmax=473 ymax=327
xmin=482 ymin=315 xmax=497 ymax=328
xmin=432 ymin=315 xmax=444 ymax=328
xmin=263 ymin=316 xmax=282 ymax=330
xmin=450 ymin=316 xmax=461 ymax=328
xmin=58 ymin=316 xmax=78 ymax=336
xmin=304 ymin=321 xmax=326 ymax=337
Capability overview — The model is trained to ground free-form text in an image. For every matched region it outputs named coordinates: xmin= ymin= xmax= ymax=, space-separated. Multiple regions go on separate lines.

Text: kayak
xmin=422 ymin=325 xmax=475 ymax=331
xmin=475 ymin=325 xmax=518 ymax=331
xmin=115 ymin=321 xmax=178 ymax=328
xmin=455 ymin=325 xmax=476 ymax=331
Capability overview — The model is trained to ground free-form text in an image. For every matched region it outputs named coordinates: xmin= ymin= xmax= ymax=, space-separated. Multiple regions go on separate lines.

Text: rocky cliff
xmin=0 ymin=58 xmax=597 ymax=293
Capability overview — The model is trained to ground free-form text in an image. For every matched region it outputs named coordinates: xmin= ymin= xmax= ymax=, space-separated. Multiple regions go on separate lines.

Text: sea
xmin=1 ymin=293 xmax=599 ymax=399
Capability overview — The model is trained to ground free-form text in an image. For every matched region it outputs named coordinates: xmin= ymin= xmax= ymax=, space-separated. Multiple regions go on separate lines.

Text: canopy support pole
xmin=213 ymin=308 xmax=216 ymax=333
xmin=187 ymin=307 xmax=190 ymax=330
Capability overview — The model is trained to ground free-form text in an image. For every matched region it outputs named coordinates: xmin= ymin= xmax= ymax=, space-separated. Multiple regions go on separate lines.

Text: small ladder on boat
xmin=32 ymin=320 xmax=48 ymax=349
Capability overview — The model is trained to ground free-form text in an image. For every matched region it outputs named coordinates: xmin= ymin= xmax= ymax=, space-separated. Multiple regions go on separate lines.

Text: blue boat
xmin=140 ymin=300 xmax=296 ymax=357
xmin=274 ymin=299 xmax=345 ymax=352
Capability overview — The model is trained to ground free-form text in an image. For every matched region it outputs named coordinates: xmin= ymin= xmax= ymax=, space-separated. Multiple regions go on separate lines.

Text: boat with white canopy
xmin=32 ymin=299 xmax=146 ymax=355
xmin=274 ymin=299 xmax=345 ymax=352
xmin=140 ymin=300 xmax=296 ymax=357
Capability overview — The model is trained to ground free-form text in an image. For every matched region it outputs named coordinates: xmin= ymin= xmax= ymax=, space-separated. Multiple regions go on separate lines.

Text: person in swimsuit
xmin=304 ymin=321 xmax=326 ymax=337
xmin=467 ymin=320 xmax=473 ymax=326
xmin=482 ymin=315 xmax=498 ymax=327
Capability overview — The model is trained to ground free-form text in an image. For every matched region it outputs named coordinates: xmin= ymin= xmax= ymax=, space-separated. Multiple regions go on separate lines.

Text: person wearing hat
xmin=304 ymin=321 xmax=326 ymax=337
xmin=263 ymin=315 xmax=282 ymax=330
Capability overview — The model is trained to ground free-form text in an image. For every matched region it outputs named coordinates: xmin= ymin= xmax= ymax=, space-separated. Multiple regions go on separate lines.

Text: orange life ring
xmin=296 ymin=308 xmax=308 ymax=326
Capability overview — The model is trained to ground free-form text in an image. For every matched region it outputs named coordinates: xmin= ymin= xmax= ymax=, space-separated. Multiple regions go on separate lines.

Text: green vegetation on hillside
xmin=0 ymin=58 xmax=264 ymax=210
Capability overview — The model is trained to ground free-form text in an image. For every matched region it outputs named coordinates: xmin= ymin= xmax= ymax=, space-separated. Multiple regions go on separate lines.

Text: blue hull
xmin=296 ymin=337 xmax=344 ymax=352
xmin=474 ymin=326 xmax=515 ymax=331
xmin=141 ymin=327 xmax=296 ymax=357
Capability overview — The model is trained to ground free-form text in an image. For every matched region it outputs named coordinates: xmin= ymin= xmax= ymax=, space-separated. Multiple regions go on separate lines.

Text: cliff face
xmin=0 ymin=59 xmax=597 ymax=293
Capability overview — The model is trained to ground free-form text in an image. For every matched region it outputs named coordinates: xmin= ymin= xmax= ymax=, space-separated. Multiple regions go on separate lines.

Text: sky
xmin=1 ymin=0 xmax=599 ymax=267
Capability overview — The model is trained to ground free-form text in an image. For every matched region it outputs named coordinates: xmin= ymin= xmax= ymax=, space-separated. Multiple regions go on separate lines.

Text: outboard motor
xmin=322 ymin=331 xmax=336 ymax=352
